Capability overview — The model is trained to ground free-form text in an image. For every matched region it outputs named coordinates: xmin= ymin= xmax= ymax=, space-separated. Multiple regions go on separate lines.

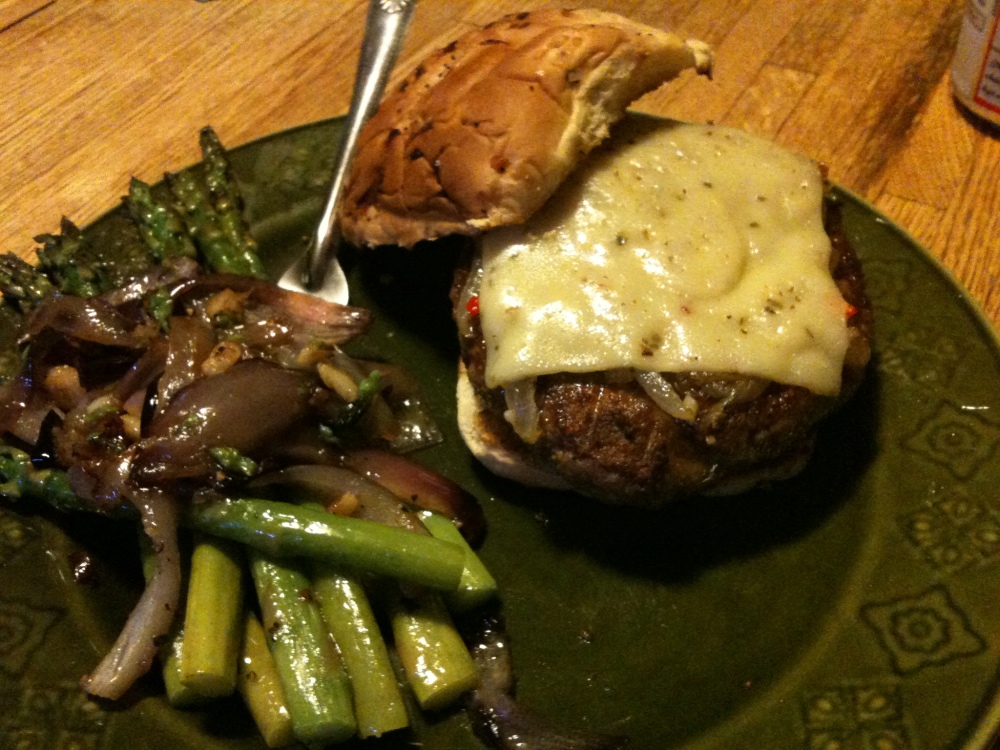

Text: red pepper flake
xmin=845 ymin=303 xmax=859 ymax=319
xmin=466 ymin=295 xmax=480 ymax=316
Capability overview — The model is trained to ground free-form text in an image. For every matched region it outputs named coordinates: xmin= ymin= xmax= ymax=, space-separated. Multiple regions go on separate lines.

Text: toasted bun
xmin=341 ymin=9 xmax=712 ymax=248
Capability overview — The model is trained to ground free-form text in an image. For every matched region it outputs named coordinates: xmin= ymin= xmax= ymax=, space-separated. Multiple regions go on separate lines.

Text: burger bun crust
xmin=341 ymin=9 xmax=712 ymax=249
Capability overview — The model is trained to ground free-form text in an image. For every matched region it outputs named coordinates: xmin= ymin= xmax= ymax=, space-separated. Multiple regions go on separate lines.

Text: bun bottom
xmin=456 ymin=363 xmax=571 ymax=491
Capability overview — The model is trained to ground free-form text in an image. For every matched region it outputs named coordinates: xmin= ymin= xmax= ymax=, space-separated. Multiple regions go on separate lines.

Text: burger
xmin=339 ymin=9 xmax=873 ymax=508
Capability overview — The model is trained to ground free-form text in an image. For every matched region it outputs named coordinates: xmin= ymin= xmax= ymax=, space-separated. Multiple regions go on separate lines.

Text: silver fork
xmin=278 ymin=0 xmax=417 ymax=304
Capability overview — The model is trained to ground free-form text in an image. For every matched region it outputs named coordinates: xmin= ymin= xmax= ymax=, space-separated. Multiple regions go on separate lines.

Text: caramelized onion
xmin=0 ymin=336 xmax=64 ymax=445
xmin=156 ymin=316 xmax=215 ymax=412
xmin=112 ymin=338 xmax=168 ymax=404
xmin=342 ymin=449 xmax=486 ymax=546
xmin=6 ymin=388 xmax=54 ymax=446
xmin=134 ymin=360 xmax=316 ymax=483
xmin=99 ymin=257 xmax=199 ymax=308
xmin=250 ymin=464 xmax=427 ymax=534
xmin=82 ymin=488 xmax=181 ymax=700
xmin=0 ymin=368 xmax=34 ymax=436
xmin=27 ymin=295 xmax=152 ymax=348
xmin=171 ymin=274 xmax=372 ymax=340
xmin=695 ymin=375 xmax=769 ymax=427
xmin=635 ymin=371 xmax=698 ymax=422
xmin=502 ymin=379 xmax=541 ymax=443
xmin=465 ymin=613 xmax=626 ymax=750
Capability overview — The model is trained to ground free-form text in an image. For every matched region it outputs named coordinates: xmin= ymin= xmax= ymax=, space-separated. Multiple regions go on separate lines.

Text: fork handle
xmin=304 ymin=0 xmax=417 ymax=289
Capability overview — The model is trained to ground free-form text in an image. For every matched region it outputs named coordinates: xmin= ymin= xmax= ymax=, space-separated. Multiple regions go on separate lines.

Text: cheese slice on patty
xmin=477 ymin=118 xmax=850 ymax=396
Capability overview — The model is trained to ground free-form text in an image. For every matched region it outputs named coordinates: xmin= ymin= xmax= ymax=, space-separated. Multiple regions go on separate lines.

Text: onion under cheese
xmin=477 ymin=118 xmax=850 ymax=397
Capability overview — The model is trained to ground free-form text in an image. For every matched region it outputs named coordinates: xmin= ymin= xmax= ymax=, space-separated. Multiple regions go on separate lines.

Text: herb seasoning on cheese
xmin=477 ymin=118 xmax=850 ymax=396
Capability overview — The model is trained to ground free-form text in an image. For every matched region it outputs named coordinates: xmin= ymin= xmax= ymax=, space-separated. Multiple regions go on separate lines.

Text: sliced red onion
xmin=6 ymin=388 xmax=55 ymax=446
xmin=0 ymin=368 xmax=33 ymax=436
xmin=171 ymin=274 xmax=372 ymax=341
xmin=342 ymin=449 xmax=486 ymax=547
xmin=0 ymin=343 xmax=57 ymax=446
xmin=134 ymin=360 xmax=316 ymax=483
xmin=268 ymin=431 xmax=343 ymax=466
xmin=635 ymin=371 xmax=698 ymax=422
xmin=155 ymin=316 xmax=215 ymax=413
xmin=27 ymin=295 xmax=154 ymax=349
xmin=91 ymin=451 xmax=138 ymax=510
xmin=81 ymin=488 xmax=181 ymax=700
xmin=502 ymin=379 xmax=541 ymax=443
xmin=99 ymin=256 xmax=199 ymax=307
xmin=250 ymin=464 xmax=428 ymax=534
xmin=465 ymin=613 xmax=626 ymax=750
xmin=112 ymin=338 xmax=168 ymax=404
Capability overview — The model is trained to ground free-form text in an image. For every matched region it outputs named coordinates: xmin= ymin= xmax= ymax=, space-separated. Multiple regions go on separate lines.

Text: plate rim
xmin=6 ymin=112 xmax=1000 ymax=750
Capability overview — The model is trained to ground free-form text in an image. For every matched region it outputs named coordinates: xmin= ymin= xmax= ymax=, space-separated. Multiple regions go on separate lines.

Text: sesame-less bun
xmin=340 ymin=9 xmax=712 ymax=248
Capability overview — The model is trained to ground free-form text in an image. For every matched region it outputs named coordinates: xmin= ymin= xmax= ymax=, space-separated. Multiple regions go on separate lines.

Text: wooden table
xmin=2 ymin=0 xmax=998 ymax=327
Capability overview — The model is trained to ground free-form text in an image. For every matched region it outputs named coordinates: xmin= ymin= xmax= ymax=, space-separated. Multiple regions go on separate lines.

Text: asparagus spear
xmin=419 ymin=511 xmax=497 ymax=613
xmin=179 ymin=533 xmax=245 ymax=697
xmin=0 ymin=448 xmax=107 ymax=516
xmin=208 ymin=447 xmax=260 ymax=480
xmin=387 ymin=588 xmax=479 ymax=711
xmin=249 ymin=549 xmax=355 ymax=746
xmin=137 ymin=533 xmax=206 ymax=708
xmin=183 ymin=498 xmax=465 ymax=591
xmin=238 ymin=612 xmax=295 ymax=749
xmin=293 ymin=498 xmax=407 ymax=737
xmin=34 ymin=219 xmax=104 ymax=298
xmin=1 ymin=472 xmax=467 ymax=591
xmin=198 ymin=127 xmax=261 ymax=270
xmin=167 ymin=168 xmax=264 ymax=278
xmin=167 ymin=170 xmax=240 ymax=275
xmin=312 ymin=569 xmax=410 ymax=738
xmin=0 ymin=253 xmax=53 ymax=312
xmin=126 ymin=177 xmax=198 ymax=261
xmin=159 ymin=626 xmax=208 ymax=708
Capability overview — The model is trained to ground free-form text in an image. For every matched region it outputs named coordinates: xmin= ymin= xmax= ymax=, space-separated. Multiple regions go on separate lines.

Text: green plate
xmin=3 ymin=115 xmax=1000 ymax=750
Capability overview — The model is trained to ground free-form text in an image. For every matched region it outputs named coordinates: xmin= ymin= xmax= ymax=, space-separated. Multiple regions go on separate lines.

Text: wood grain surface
xmin=2 ymin=0 xmax=998 ymax=327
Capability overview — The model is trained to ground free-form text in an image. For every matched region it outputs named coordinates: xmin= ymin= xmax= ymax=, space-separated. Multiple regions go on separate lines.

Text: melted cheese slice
xmin=477 ymin=118 xmax=849 ymax=396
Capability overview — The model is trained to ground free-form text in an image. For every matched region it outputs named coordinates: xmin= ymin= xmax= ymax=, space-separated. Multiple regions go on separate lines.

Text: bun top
xmin=339 ymin=9 xmax=713 ymax=248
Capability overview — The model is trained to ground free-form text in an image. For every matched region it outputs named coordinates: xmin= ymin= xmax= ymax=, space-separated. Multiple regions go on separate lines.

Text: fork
xmin=278 ymin=0 xmax=417 ymax=304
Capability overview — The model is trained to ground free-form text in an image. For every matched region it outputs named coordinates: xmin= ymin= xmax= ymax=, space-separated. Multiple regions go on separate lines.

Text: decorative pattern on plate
xmin=858 ymin=258 xmax=912 ymax=314
xmin=0 ymin=600 xmax=63 ymax=677
xmin=861 ymin=585 xmax=986 ymax=675
xmin=901 ymin=402 xmax=1000 ymax=480
xmin=899 ymin=487 xmax=1000 ymax=573
xmin=0 ymin=509 xmax=36 ymax=566
xmin=877 ymin=325 xmax=961 ymax=392
xmin=0 ymin=681 xmax=107 ymax=750
xmin=800 ymin=682 xmax=911 ymax=750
